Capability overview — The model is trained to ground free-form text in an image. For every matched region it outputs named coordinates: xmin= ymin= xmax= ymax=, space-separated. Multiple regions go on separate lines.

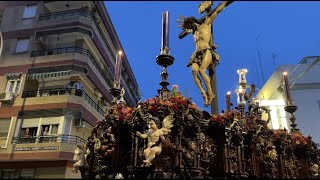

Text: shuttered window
xmin=0 ymin=118 xmax=11 ymax=138
xmin=20 ymin=169 xmax=35 ymax=179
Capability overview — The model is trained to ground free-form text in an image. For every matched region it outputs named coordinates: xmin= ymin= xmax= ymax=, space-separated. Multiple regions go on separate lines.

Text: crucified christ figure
xmin=178 ymin=1 xmax=232 ymax=107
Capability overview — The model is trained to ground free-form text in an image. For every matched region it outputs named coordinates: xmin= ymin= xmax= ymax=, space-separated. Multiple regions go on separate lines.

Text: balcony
xmin=38 ymin=8 xmax=116 ymax=60
xmin=31 ymin=47 xmax=113 ymax=89
xmin=22 ymin=88 xmax=105 ymax=116
xmin=13 ymin=134 xmax=87 ymax=145
xmin=39 ymin=8 xmax=93 ymax=21
xmin=37 ymin=10 xmax=140 ymax=105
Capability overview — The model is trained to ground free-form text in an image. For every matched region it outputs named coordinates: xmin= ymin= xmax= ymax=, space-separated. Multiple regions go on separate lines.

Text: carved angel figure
xmin=136 ymin=113 xmax=174 ymax=166
xmin=73 ymin=144 xmax=88 ymax=173
xmin=311 ymin=163 xmax=319 ymax=177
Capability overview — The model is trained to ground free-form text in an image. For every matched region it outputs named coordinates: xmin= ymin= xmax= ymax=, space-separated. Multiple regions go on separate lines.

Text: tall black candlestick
xmin=161 ymin=11 xmax=170 ymax=55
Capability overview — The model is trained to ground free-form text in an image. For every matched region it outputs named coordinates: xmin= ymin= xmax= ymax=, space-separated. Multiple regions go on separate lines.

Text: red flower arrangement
xmin=210 ymin=114 xmax=223 ymax=124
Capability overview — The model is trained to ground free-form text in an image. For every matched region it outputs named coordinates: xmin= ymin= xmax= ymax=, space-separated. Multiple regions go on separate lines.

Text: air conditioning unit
xmin=0 ymin=92 xmax=14 ymax=102
xmin=75 ymin=118 xmax=84 ymax=128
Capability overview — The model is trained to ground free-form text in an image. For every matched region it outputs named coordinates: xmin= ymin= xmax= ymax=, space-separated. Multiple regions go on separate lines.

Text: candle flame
xmin=118 ymin=51 xmax=123 ymax=55
xmin=227 ymin=91 xmax=231 ymax=95
xmin=283 ymin=72 xmax=288 ymax=76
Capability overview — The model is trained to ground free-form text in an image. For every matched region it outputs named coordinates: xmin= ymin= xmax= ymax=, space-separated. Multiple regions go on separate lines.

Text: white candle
xmin=114 ymin=51 xmax=123 ymax=88
xmin=283 ymin=72 xmax=293 ymax=105
xmin=161 ymin=11 xmax=170 ymax=55
xmin=226 ymin=91 xmax=231 ymax=111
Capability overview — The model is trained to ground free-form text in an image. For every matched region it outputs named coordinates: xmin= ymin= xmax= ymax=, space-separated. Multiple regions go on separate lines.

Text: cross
xmin=179 ymin=1 xmax=233 ymax=114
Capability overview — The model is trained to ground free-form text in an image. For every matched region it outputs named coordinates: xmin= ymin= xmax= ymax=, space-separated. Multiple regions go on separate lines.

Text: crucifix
xmin=178 ymin=1 xmax=233 ymax=114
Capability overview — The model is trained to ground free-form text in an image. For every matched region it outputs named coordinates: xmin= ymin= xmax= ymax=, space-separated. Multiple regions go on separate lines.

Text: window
xmin=21 ymin=127 xmax=37 ymax=137
xmin=0 ymin=118 xmax=11 ymax=138
xmin=15 ymin=39 xmax=30 ymax=53
xmin=20 ymin=169 xmax=35 ymax=179
xmin=39 ymin=124 xmax=59 ymax=143
xmin=41 ymin=125 xmax=50 ymax=136
xmin=22 ymin=5 xmax=37 ymax=19
xmin=6 ymin=78 xmax=21 ymax=94
xmin=1 ymin=169 xmax=20 ymax=179
xmin=51 ymin=124 xmax=58 ymax=134
xmin=40 ymin=124 xmax=59 ymax=135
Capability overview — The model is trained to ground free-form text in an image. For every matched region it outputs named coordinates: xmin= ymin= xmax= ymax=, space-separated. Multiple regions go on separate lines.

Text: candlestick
xmin=226 ymin=91 xmax=231 ymax=111
xmin=235 ymin=86 xmax=246 ymax=106
xmin=114 ymin=51 xmax=123 ymax=89
xmin=283 ymin=72 xmax=293 ymax=106
xmin=161 ymin=11 xmax=170 ymax=55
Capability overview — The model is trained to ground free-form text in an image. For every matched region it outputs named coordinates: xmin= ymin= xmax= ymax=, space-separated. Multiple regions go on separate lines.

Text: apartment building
xmin=256 ymin=56 xmax=320 ymax=143
xmin=0 ymin=1 xmax=141 ymax=179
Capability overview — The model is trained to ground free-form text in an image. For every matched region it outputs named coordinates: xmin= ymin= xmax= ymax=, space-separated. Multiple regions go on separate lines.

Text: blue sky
xmin=105 ymin=1 xmax=320 ymax=113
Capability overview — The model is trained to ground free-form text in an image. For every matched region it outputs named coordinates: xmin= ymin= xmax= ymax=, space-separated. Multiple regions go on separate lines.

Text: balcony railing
xmin=22 ymin=88 xmax=105 ymax=116
xmin=13 ymin=134 xmax=87 ymax=145
xmin=31 ymin=46 xmax=113 ymax=88
xmin=27 ymin=70 xmax=72 ymax=80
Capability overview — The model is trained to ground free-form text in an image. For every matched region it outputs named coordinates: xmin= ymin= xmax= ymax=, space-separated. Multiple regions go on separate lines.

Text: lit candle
xmin=161 ymin=11 xmax=170 ymax=55
xmin=114 ymin=51 xmax=123 ymax=89
xmin=283 ymin=72 xmax=293 ymax=106
xmin=226 ymin=91 xmax=231 ymax=111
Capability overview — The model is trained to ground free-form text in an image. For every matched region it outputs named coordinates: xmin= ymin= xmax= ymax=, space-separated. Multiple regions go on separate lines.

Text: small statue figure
xmin=177 ymin=1 xmax=233 ymax=107
xmin=118 ymin=87 xmax=126 ymax=105
xmin=73 ymin=144 xmax=88 ymax=173
xmin=93 ymin=134 xmax=101 ymax=153
xmin=136 ymin=113 xmax=174 ymax=166
xmin=268 ymin=145 xmax=278 ymax=161
xmin=311 ymin=163 xmax=319 ymax=177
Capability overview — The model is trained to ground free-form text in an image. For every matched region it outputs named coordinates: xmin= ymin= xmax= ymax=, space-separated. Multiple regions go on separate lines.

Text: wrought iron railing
xmin=14 ymin=134 xmax=87 ymax=144
xmin=22 ymin=88 xmax=105 ymax=116
xmin=31 ymin=46 xmax=113 ymax=88
xmin=26 ymin=70 xmax=72 ymax=80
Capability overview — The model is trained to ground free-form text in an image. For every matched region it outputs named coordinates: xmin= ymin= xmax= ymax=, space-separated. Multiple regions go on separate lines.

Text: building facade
xmin=256 ymin=56 xmax=320 ymax=143
xmin=0 ymin=1 xmax=141 ymax=179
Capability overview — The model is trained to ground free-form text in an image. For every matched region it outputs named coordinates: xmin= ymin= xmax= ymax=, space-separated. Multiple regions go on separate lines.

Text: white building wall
xmin=256 ymin=56 xmax=320 ymax=143
xmin=291 ymin=89 xmax=320 ymax=143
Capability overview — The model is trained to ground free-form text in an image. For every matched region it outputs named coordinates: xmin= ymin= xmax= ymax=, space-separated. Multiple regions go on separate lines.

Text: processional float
xmin=73 ymin=1 xmax=320 ymax=179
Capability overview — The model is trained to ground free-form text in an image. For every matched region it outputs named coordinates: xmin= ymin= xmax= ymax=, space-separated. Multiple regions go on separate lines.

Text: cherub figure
xmin=73 ymin=144 xmax=88 ymax=173
xmin=177 ymin=1 xmax=233 ymax=106
xmin=311 ymin=163 xmax=319 ymax=177
xmin=136 ymin=113 xmax=174 ymax=166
